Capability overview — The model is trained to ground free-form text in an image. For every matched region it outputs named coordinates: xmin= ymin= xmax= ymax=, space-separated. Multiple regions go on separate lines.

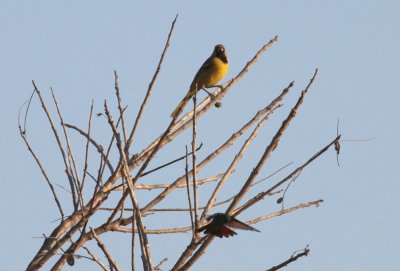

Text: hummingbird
xmin=196 ymin=213 xmax=260 ymax=238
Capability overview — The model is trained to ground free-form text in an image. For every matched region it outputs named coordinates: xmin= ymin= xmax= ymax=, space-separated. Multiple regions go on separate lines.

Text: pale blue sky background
xmin=1 ymin=1 xmax=399 ymax=270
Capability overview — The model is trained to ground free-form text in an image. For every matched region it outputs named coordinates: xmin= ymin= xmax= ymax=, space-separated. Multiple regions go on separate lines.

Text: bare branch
xmin=265 ymin=245 xmax=310 ymax=271
xmin=80 ymin=101 xmax=94 ymax=194
xmin=82 ymin=246 xmax=110 ymax=271
xmin=247 ymin=200 xmax=323 ymax=225
xmin=154 ymin=258 xmax=168 ymax=271
xmin=104 ymin=101 xmax=154 ymax=271
xmin=140 ymin=143 xmax=203 ymax=178
xmin=200 ymin=104 xmax=281 ymax=222
xmin=18 ymin=89 xmax=35 ymax=133
xmin=110 ymin=173 xmax=222 ymax=191
xmin=141 ymin=81 xmax=290 ymax=214
xmin=51 ymin=88 xmax=83 ymax=208
xmin=90 ymin=227 xmax=121 ymax=271
xmin=18 ymin=126 xmax=64 ymax=217
xmin=64 ymin=123 xmax=114 ymax=173
xmin=115 ymin=199 xmax=322 ymax=235
xmin=32 ymin=81 xmax=78 ymax=208
xmin=125 ymin=14 xmax=178 ymax=151
xmin=114 ymin=70 xmax=127 ymax=144
xmin=226 ymin=69 xmax=318 ymax=214
xmin=184 ymin=146 xmax=195 ymax=237
xmin=234 ymin=134 xmax=339 ymax=216
xmin=191 ymin=90 xmax=199 ymax=232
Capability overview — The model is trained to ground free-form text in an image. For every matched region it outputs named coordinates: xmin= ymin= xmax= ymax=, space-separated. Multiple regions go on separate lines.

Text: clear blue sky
xmin=1 ymin=1 xmax=399 ymax=270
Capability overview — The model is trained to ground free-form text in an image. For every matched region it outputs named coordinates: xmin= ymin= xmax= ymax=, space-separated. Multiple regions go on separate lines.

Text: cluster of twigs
xmin=21 ymin=15 xmax=340 ymax=271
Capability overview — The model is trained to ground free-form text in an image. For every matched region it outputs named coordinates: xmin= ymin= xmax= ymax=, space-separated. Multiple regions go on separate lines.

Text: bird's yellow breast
xmin=191 ymin=56 xmax=228 ymax=92
xmin=204 ymin=57 xmax=229 ymax=87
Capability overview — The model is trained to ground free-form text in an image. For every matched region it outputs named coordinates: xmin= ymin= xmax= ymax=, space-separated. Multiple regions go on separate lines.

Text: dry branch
xmin=200 ymin=104 xmax=281 ymax=222
xmin=64 ymin=123 xmax=114 ymax=173
xmin=125 ymin=14 xmax=178 ymax=152
xmin=90 ymin=228 xmax=121 ymax=271
xmin=18 ymin=127 xmax=64 ymax=217
xmin=104 ymin=102 xmax=154 ymax=271
xmin=82 ymin=246 xmax=110 ymax=271
xmin=51 ymin=88 xmax=83 ymax=209
xmin=32 ymin=81 xmax=78 ymax=208
xmin=184 ymin=146 xmax=195 ymax=236
xmin=265 ymin=245 xmax=310 ymax=271
xmin=234 ymin=134 xmax=339 ymax=216
xmin=114 ymin=199 xmax=322 ymax=235
xmin=226 ymin=69 xmax=318 ymax=214
xmin=191 ymin=91 xmax=199 ymax=232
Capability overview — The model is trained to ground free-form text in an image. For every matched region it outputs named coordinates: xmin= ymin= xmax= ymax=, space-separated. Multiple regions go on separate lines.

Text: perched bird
xmin=170 ymin=44 xmax=229 ymax=118
xmin=196 ymin=213 xmax=260 ymax=238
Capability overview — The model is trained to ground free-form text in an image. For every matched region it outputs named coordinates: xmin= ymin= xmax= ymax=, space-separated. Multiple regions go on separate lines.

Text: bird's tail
xmin=196 ymin=224 xmax=237 ymax=238
xmin=170 ymin=92 xmax=191 ymax=118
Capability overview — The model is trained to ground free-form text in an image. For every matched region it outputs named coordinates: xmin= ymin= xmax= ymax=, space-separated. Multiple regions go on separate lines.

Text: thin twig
xmin=247 ymin=200 xmax=323 ymax=225
xmin=140 ymin=143 xmax=203 ymax=177
xmin=115 ymin=192 xmax=278 ymax=214
xmin=80 ymin=101 xmax=94 ymax=200
xmin=51 ymin=88 xmax=83 ymax=209
xmin=200 ymin=104 xmax=281 ymax=221
xmin=234 ymin=134 xmax=339 ymax=216
xmin=90 ymin=228 xmax=120 ymax=271
xmin=105 ymin=116 xmax=177 ymax=226
xmin=18 ymin=126 xmax=64 ymax=217
xmin=154 ymin=258 xmax=168 ymax=271
xmin=252 ymin=162 xmax=293 ymax=186
xmin=125 ymin=14 xmax=178 ymax=152
xmin=110 ymin=173 xmax=222 ymax=191
xmin=82 ymin=246 xmax=110 ymax=271
xmin=226 ymin=69 xmax=318 ymax=214
xmin=104 ymin=101 xmax=154 ymax=271
xmin=265 ymin=245 xmax=310 ymax=271
xmin=64 ymin=123 xmax=114 ymax=173
xmin=18 ymin=89 xmax=35 ymax=133
xmin=104 ymin=199 xmax=323 ymax=235
xmin=100 ymin=191 xmax=263 ymax=213
xmin=191 ymin=90 xmax=199 ymax=232
xmin=184 ymin=146 xmax=195 ymax=237
xmin=32 ymin=81 xmax=77 ymax=207
xmin=114 ymin=70 xmax=127 ymax=145
xmin=278 ymin=171 xmax=301 ymax=210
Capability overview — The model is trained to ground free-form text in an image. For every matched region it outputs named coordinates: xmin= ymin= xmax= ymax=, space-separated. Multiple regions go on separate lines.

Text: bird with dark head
xmin=170 ymin=44 xmax=229 ymax=118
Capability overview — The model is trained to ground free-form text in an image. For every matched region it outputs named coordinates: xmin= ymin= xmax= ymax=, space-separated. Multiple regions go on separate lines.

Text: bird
xmin=170 ymin=44 xmax=229 ymax=118
xmin=196 ymin=213 xmax=260 ymax=238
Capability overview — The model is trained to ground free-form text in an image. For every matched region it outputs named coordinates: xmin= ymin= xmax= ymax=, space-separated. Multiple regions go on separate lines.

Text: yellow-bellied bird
xmin=170 ymin=44 xmax=228 ymax=118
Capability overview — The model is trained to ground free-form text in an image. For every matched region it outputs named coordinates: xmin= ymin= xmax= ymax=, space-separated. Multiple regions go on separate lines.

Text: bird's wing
xmin=192 ymin=56 xmax=213 ymax=82
xmin=228 ymin=218 xmax=261 ymax=232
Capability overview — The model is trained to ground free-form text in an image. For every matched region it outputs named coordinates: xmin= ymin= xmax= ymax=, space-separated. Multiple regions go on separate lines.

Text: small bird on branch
xmin=170 ymin=44 xmax=229 ymax=118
